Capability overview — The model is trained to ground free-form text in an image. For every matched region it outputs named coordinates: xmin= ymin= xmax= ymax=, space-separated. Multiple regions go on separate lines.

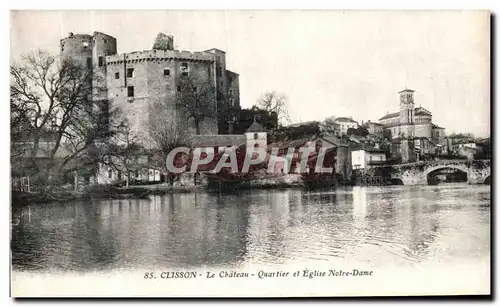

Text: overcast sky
xmin=10 ymin=10 xmax=490 ymax=137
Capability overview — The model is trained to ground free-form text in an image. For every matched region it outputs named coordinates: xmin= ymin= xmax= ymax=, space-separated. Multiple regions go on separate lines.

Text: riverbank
xmin=11 ymin=179 xmax=308 ymax=207
xmin=11 ymin=185 xmax=164 ymax=208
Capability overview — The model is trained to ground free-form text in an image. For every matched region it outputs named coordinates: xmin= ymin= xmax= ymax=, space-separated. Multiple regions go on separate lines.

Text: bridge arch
xmin=424 ymin=165 xmax=469 ymax=184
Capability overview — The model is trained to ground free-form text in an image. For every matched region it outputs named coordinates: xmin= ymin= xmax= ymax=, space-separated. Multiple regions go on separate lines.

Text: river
xmin=10 ymin=184 xmax=490 ymax=296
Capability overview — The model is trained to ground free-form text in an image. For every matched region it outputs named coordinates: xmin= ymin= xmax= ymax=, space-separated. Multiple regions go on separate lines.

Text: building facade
xmin=351 ymin=149 xmax=386 ymax=170
xmin=363 ymin=120 xmax=384 ymax=139
xmin=60 ymin=31 xmax=240 ymax=145
xmin=378 ymin=88 xmax=445 ymax=145
xmin=334 ymin=117 xmax=359 ymax=135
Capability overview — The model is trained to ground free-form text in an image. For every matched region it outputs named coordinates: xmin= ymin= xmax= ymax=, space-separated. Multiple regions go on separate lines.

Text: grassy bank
xmin=11 ymin=185 xmax=167 ymax=207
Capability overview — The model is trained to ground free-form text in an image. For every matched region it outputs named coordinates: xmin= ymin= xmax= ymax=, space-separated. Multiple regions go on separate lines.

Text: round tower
xmin=60 ymin=32 xmax=93 ymax=69
xmin=92 ymin=32 xmax=118 ymax=100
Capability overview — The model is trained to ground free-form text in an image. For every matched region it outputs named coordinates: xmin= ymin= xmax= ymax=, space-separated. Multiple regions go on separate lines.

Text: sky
xmin=10 ymin=10 xmax=491 ymax=137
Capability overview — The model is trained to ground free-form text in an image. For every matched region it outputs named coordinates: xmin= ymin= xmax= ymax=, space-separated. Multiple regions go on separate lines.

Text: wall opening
xmin=484 ymin=176 xmax=491 ymax=185
xmin=426 ymin=167 xmax=468 ymax=185
xmin=127 ymin=86 xmax=134 ymax=97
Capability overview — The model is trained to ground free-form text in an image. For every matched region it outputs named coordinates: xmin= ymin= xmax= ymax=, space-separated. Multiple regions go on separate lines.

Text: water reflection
xmin=11 ymin=185 xmax=490 ymax=272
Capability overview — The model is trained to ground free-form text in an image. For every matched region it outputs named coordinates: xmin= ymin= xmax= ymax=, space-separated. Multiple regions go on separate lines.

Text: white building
xmin=334 ymin=117 xmax=359 ymax=135
xmin=351 ymin=149 xmax=386 ymax=170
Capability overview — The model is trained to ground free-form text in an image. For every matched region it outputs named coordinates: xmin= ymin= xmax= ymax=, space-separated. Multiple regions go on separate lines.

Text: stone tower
xmin=152 ymin=33 xmax=174 ymax=51
xmin=399 ymin=87 xmax=415 ymax=138
xmin=60 ymin=31 xmax=118 ymax=128
xmin=60 ymin=31 xmax=117 ymax=101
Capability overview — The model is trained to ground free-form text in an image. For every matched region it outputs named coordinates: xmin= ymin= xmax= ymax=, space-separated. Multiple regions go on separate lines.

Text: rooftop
xmin=365 ymin=120 xmax=384 ymax=126
xmin=245 ymin=119 xmax=267 ymax=133
xmin=398 ymin=87 xmax=415 ymax=93
xmin=379 ymin=111 xmax=399 ymax=121
xmin=335 ymin=117 xmax=358 ymax=123
xmin=189 ymin=135 xmax=245 ymax=148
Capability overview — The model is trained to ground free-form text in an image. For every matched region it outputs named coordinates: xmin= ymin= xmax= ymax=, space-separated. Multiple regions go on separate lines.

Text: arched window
xmin=253 ymin=133 xmax=259 ymax=140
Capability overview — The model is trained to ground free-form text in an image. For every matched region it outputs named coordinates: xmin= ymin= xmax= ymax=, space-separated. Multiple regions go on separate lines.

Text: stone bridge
xmin=382 ymin=160 xmax=490 ymax=185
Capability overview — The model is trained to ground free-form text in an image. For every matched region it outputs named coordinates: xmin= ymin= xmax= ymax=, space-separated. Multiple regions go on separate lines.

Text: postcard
xmin=10 ymin=10 xmax=491 ymax=297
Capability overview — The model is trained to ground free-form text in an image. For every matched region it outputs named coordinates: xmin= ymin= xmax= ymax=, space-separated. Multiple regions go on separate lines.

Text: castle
xmin=379 ymin=88 xmax=446 ymax=146
xmin=60 ymin=31 xmax=240 ymax=145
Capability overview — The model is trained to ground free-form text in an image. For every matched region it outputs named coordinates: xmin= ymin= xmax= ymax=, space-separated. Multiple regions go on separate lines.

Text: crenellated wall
xmin=106 ymin=49 xmax=218 ymax=144
xmin=60 ymin=31 xmax=239 ymax=146
xmin=106 ymin=49 xmax=216 ymax=64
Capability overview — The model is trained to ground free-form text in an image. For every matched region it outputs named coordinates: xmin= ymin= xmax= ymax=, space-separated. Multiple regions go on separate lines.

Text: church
xmin=378 ymin=88 xmax=446 ymax=146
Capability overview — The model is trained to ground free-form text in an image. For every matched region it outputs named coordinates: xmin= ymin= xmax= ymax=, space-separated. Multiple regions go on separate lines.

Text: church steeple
xmin=399 ymin=87 xmax=415 ymax=105
xmin=399 ymin=87 xmax=415 ymax=126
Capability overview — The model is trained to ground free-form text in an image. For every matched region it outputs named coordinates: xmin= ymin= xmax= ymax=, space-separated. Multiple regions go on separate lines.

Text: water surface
xmin=11 ymin=185 xmax=491 ymax=272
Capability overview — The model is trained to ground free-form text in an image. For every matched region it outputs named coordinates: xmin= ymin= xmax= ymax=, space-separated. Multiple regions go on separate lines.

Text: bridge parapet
xmin=386 ymin=160 xmax=490 ymax=185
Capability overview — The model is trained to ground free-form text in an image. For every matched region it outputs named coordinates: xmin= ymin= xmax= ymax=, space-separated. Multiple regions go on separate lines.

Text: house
xmin=267 ymin=136 xmax=337 ymax=174
xmin=96 ymin=149 xmax=163 ymax=185
xmin=413 ymin=137 xmax=435 ymax=161
xmin=451 ymin=141 xmax=478 ymax=160
xmin=279 ymin=121 xmax=321 ymax=140
xmin=334 ymin=117 xmax=359 ymax=135
xmin=351 ymin=148 xmax=387 ymax=170
xmin=363 ymin=121 xmax=385 ymax=139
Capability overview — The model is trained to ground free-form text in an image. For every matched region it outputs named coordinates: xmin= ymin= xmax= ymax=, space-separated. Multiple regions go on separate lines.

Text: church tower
xmin=399 ymin=87 xmax=415 ymax=137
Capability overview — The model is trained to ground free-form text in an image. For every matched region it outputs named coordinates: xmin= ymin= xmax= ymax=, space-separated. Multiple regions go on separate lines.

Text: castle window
xmin=254 ymin=133 xmax=259 ymax=140
xmin=135 ymin=169 xmax=139 ymax=178
xmin=164 ymin=69 xmax=170 ymax=76
xmin=193 ymin=87 xmax=197 ymax=92
xmin=86 ymin=58 xmax=92 ymax=69
xmin=127 ymin=86 xmax=134 ymax=97
xmin=180 ymin=62 xmax=188 ymax=71
xmin=177 ymin=86 xmax=181 ymax=92
xmin=127 ymin=68 xmax=134 ymax=78
xmin=181 ymin=72 xmax=188 ymax=77
xmin=104 ymin=39 xmax=108 ymax=43
xmin=108 ymin=169 xmax=112 ymax=179
xmin=98 ymin=56 xmax=104 ymax=67
xmin=115 ymin=72 xmax=119 ymax=79
xmin=216 ymin=67 xmax=222 ymax=77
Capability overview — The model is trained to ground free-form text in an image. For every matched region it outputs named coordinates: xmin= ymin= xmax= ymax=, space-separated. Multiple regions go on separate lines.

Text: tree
xmin=176 ymin=76 xmax=217 ymax=135
xmin=347 ymin=126 xmax=369 ymax=137
xmin=257 ymin=91 xmax=290 ymax=126
xmin=216 ymin=89 xmax=239 ymax=134
xmin=10 ymin=50 xmax=117 ymax=186
xmin=448 ymin=132 xmax=475 ymax=140
xmin=233 ymin=106 xmax=278 ymax=135
xmin=382 ymin=128 xmax=392 ymax=140
xmin=319 ymin=116 xmax=339 ymax=136
xmin=108 ymin=120 xmax=143 ymax=188
xmin=147 ymin=102 xmax=192 ymax=184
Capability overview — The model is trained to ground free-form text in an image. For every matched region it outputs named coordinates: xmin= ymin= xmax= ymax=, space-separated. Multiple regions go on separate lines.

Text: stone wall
xmin=390 ymin=160 xmax=490 ymax=185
